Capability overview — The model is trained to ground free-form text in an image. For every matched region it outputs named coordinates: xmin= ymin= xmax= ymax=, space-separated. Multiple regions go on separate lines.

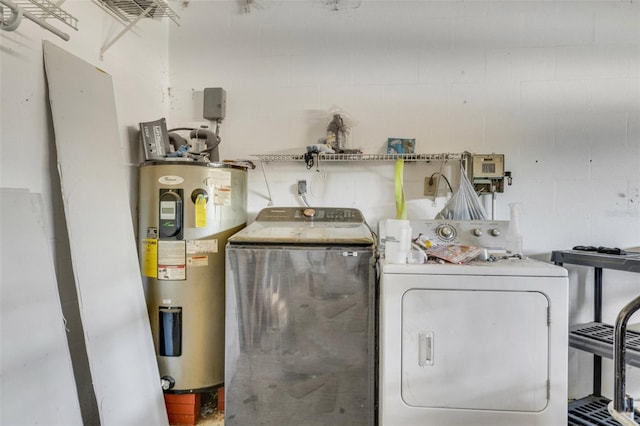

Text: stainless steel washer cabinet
xmin=225 ymin=207 xmax=376 ymax=426
xmin=379 ymin=219 xmax=569 ymax=426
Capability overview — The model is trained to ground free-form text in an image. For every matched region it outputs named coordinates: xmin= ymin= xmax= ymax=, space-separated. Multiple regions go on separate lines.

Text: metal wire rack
xmin=97 ymin=0 xmax=178 ymax=22
xmin=0 ymin=0 xmax=78 ymax=40
xmin=252 ymin=152 xmax=469 ymax=162
xmin=15 ymin=0 xmax=77 ymax=28
xmin=94 ymin=0 xmax=179 ymax=59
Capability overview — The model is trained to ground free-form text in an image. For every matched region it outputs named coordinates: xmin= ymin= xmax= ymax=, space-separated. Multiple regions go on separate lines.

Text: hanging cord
xmin=428 ymin=172 xmax=453 ymax=193
xmin=260 ymin=162 xmax=274 ymax=206
xmin=300 ymin=193 xmax=310 ymax=207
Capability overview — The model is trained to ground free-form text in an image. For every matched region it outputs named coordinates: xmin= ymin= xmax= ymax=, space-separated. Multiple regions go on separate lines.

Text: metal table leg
xmin=594 ymin=267 xmax=603 ymax=397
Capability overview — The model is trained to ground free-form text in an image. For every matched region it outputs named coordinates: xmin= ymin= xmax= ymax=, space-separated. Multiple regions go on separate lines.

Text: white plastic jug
xmin=384 ymin=219 xmax=412 ymax=264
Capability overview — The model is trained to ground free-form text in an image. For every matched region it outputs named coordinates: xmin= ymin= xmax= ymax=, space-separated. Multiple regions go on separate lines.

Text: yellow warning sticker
xmin=141 ymin=238 xmax=158 ymax=277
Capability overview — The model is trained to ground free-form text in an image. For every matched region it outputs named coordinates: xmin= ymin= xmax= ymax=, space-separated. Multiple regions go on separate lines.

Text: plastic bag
xmin=425 ymin=244 xmax=483 ymax=264
xmin=435 ymin=165 xmax=487 ymax=220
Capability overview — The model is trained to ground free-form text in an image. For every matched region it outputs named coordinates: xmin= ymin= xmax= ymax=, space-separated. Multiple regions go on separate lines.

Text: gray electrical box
xmin=203 ymin=87 xmax=226 ymax=120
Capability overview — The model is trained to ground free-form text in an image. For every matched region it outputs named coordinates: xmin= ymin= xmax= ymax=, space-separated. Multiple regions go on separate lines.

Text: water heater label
xmin=186 ymin=239 xmax=218 ymax=254
xmin=146 ymin=227 xmax=158 ymax=239
xmin=157 ymin=240 xmax=186 ymax=280
xmin=206 ymin=170 xmax=232 ymax=206
xmin=215 ymin=187 xmax=232 ymax=205
xmin=158 ymin=175 xmax=184 ymax=185
xmin=158 ymin=240 xmax=186 ymax=265
xmin=187 ymin=255 xmax=208 ymax=267
xmin=157 ymin=265 xmax=186 ymax=280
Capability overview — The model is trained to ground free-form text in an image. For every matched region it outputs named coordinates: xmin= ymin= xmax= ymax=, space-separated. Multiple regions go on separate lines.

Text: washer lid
xmin=229 ymin=207 xmax=374 ymax=245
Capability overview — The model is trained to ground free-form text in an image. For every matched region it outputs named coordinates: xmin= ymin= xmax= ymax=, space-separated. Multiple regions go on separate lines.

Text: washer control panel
xmin=256 ymin=207 xmax=365 ymax=223
xmin=411 ymin=220 xmax=509 ymax=249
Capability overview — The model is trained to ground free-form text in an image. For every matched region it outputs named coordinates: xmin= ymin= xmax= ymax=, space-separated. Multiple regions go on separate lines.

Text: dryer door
xmin=401 ymin=288 xmax=549 ymax=412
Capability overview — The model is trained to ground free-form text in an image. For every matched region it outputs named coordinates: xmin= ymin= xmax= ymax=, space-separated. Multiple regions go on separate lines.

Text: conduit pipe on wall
xmin=611 ymin=294 xmax=640 ymax=425
xmin=0 ymin=0 xmax=22 ymax=30
xmin=0 ymin=0 xmax=69 ymax=40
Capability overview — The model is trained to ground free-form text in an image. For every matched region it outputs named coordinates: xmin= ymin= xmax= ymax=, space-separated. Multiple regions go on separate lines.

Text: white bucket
xmin=383 ymin=219 xmax=412 ymax=264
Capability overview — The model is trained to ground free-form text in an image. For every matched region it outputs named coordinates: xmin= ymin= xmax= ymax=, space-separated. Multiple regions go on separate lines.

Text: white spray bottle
xmin=506 ymin=202 xmax=523 ymax=255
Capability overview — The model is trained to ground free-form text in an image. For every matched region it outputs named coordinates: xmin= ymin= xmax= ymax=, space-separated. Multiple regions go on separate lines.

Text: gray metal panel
xmin=552 ymin=250 xmax=640 ymax=273
xmin=225 ymin=245 xmax=375 ymax=426
xmin=43 ymin=42 xmax=167 ymax=426
xmin=203 ymin=87 xmax=226 ymax=120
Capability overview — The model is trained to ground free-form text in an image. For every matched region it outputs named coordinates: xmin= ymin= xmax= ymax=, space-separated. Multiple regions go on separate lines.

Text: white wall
xmin=167 ymin=0 xmax=640 ymax=400
xmin=1 ymin=1 xmax=170 ymax=422
xmin=168 ymin=0 xmax=639 ymax=248
xmin=1 ymin=0 xmax=170 ymax=220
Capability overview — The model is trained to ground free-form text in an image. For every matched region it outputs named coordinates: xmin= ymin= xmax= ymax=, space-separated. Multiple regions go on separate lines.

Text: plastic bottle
xmin=384 ymin=219 xmax=412 ymax=263
xmin=506 ymin=202 xmax=523 ymax=255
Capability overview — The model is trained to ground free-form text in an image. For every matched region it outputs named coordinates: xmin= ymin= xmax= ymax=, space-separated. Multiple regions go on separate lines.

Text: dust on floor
xmin=196 ymin=390 xmax=224 ymax=426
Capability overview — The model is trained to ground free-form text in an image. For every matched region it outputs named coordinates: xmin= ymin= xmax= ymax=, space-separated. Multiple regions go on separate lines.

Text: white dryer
xmin=379 ymin=220 xmax=568 ymax=426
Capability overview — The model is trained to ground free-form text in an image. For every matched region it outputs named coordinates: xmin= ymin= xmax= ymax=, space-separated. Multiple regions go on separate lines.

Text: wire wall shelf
xmin=15 ymin=0 xmax=77 ymax=29
xmin=253 ymin=152 xmax=469 ymax=162
xmin=0 ymin=0 xmax=78 ymax=40
xmin=94 ymin=0 xmax=179 ymax=59
xmin=97 ymin=0 xmax=178 ymax=22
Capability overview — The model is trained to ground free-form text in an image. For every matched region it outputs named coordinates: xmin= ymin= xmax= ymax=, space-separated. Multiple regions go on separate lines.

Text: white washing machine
xmin=379 ymin=219 xmax=568 ymax=426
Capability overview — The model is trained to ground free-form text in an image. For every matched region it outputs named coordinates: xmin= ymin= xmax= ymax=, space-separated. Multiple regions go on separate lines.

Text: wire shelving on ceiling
xmin=93 ymin=0 xmax=179 ymax=59
xmin=0 ymin=0 xmax=78 ymax=40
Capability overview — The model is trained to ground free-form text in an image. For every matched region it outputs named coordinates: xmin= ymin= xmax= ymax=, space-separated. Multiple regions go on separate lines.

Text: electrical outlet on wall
xmin=297 ymin=180 xmax=307 ymax=195
xmin=424 ymin=176 xmax=436 ymax=196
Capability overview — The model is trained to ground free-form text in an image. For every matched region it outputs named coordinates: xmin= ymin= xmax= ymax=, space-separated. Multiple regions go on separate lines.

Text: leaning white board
xmin=0 ymin=188 xmax=83 ymax=426
xmin=42 ymin=41 xmax=168 ymax=426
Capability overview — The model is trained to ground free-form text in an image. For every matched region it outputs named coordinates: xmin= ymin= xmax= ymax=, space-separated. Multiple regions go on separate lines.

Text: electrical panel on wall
xmin=471 ymin=154 xmax=510 ymax=194
xmin=203 ymin=88 xmax=226 ymax=121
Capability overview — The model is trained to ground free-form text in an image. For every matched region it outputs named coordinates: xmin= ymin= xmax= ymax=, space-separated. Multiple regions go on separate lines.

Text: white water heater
xmin=138 ymin=160 xmax=247 ymax=391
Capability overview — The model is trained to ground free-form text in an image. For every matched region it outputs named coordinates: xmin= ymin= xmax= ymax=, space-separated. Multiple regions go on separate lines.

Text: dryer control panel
xmin=410 ymin=219 xmax=509 ymax=249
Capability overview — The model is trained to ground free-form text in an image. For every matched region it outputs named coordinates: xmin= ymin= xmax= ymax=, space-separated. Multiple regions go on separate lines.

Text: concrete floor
xmin=196 ymin=411 xmax=224 ymax=426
